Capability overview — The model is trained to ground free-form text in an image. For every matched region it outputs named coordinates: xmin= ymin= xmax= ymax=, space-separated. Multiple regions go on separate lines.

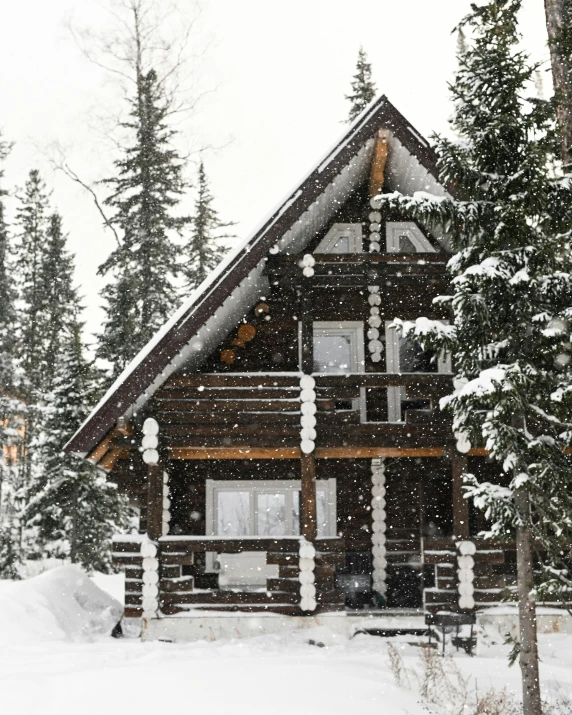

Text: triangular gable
xmin=66 ymin=95 xmax=449 ymax=456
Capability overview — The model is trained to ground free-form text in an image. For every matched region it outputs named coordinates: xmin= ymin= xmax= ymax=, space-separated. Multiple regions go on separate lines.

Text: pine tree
xmin=98 ymin=67 xmax=188 ymax=378
xmin=376 ymin=3 xmax=572 ymax=713
xmin=0 ymin=134 xmax=25 ymax=577
xmin=26 ymin=319 xmax=131 ymax=572
xmin=345 ymin=47 xmax=377 ymax=123
xmin=181 ymin=160 xmax=232 ymax=293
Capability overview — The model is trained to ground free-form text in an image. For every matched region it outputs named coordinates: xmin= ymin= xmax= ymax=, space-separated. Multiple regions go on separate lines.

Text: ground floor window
xmin=206 ymin=479 xmax=337 ymax=538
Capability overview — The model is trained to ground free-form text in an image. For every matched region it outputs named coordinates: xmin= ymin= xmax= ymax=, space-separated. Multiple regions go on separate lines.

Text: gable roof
xmin=66 ymin=95 xmax=449 ymax=457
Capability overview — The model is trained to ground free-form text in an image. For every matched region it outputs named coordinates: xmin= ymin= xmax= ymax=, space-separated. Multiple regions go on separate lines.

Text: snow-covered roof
xmin=66 ymin=95 xmax=448 ymax=457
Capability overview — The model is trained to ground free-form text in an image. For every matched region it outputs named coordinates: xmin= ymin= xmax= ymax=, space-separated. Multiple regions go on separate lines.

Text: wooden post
xmin=451 ymin=452 xmax=470 ymax=539
xmin=300 ymin=453 xmax=317 ymax=541
xmin=301 ymin=292 xmax=313 ymax=374
xmin=147 ymin=464 xmax=163 ymax=540
xmin=369 ymin=129 xmax=390 ymax=197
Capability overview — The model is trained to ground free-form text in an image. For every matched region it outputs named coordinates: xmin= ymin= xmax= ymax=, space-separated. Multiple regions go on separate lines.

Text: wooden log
xmin=160 ymin=578 xmax=195 ymax=593
xmin=155 ymin=387 xmax=300 ymax=401
xmin=160 ymin=413 xmax=302 ymax=427
xmin=170 ymin=447 xmax=301 ymax=460
xmin=147 ymin=464 xmax=163 ymax=541
xmin=369 ymin=129 xmax=390 ymax=197
xmin=153 ymin=399 xmax=304 ymax=413
xmin=301 ymin=452 xmax=317 ymax=542
xmin=451 ymin=452 xmax=470 ymax=539
xmin=301 ymin=292 xmax=313 ymax=374
xmin=160 ymin=604 xmax=302 ymax=616
xmin=165 ymin=374 xmax=301 ymax=388
xmin=98 ymin=447 xmax=128 ymax=472
xmin=159 ymin=591 xmax=300 ymax=606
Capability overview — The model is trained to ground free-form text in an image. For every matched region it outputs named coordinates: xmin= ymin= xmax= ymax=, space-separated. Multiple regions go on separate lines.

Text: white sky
xmin=0 ymin=0 xmax=550 ymax=344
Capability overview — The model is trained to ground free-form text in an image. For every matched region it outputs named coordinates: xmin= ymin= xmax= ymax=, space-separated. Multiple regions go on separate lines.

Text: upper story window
xmin=386 ymin=222 xmax=435 ymax=253
xmin=311 ymin=322 xmax=365 ymax=374
xmin=315 ymin=223 xmax=362 ymax=253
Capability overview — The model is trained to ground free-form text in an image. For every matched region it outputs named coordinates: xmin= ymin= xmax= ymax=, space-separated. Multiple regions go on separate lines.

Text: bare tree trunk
xmin=515 ymin=487 xmax=542 ymax=715
xmin=545 ymin=0 xmax=572 ymax=166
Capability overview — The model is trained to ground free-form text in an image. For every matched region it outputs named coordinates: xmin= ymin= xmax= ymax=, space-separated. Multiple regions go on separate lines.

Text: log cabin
xmin=66 ymin=95 xmax=518 ymax=641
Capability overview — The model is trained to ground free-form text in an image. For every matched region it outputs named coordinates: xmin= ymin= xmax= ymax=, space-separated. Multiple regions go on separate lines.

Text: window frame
xmin=315 ymin=223 xmax=363 ymax=254
xmin=385 ymin=321 xmax=452 ymax=422
xmin=205 ymin=478 xmax=337 ymax=539
xmin=386 ymin=221 xmax=436 ymax=253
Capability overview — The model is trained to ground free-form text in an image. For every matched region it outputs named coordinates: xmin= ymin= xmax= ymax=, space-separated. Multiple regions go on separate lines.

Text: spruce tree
xmin=0 ymin=134 xmax=25 ymax=577
xmin=41 ymin=214 xmax=77 ymax=386
xmin=27 ymin=319 xmax=131 ymax=571
xmin=377 ymin=2 xmax=572 ymax=712
xmin=14 ymin=170 xmax=51 ymax=397
xmin=345 ymin=47 xmax=377 ymax=122
xmin=98 ymin=67 xmax=188 ymax=378
xmin=181 ymin=160 xmax=232 ymax=293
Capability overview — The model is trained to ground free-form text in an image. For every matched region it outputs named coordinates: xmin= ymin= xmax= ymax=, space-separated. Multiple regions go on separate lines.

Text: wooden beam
xmin=170 ymin=447 xmax=302 ymax=460
xmin=168 ymin=446 xmax=498 ymax=460
xmin=315 ymin=447 xmax=446 ymax=458
xmin=300 ymin=292 xmax=313 ymax=374
xmin=300 ymin=453 xmax=317 ymax=541
xmin=369 ymin=129 xmax=391 ymax=197
xmin=451 ymin=452 xmax=470 ymax=539
xmin=85 ymin=428 xmax=117 ymax=464
xmin=97 ymin=448 xmax=129 ymax=472
xmin=147 ymin=464 xmax=163 ymax=540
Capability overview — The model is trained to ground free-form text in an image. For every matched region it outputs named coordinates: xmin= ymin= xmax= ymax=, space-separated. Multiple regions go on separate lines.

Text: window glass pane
xmin=313 ymin=334 xmax=352 ymax=373
xmin=257 ymin=493 xmax=287 ymax=536
xmin=217 ymin=491 xmax=252 ymax=536
xmin=292 ymin=491 xmax=300 ymax=535
xmin=330 ymin=235 xmax=350 ymax=253
xmin=317 ymin=489 xmax=328 ymax=538
xmin=399 ymin=336 xmax=437 ymax=373
xmin=399 ymin=234 xmax=417 ymax=252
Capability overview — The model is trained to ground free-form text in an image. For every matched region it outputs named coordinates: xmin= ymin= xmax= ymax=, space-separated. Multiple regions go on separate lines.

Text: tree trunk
xmin=515 ymin=487 xmax=542 ymax=715
xmin=545 ymin=0 xmax=572 ymax=166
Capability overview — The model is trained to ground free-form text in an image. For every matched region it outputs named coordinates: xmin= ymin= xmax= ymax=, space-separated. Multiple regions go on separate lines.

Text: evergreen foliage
xmin=14 ymin=170 xmax=51 ymax=397
xmin=181 ymin=160 xmax=232 ymax=293
xmin=376 ymin=1 xmax=572 ymax=698
xmin=545 ymin=0 xmax=572 ymax=164
xmin=346 ymin=47 xmax=376 ymax=122
xmin=383 ymin=0 xmax=572 ymax=590
xmin=26 ymin=320 xmax=131 ymax=572
xmin=98 ymin=68 xmax=188 ymax=378
xmin=0 ymin=135 xmax=25 ymax=577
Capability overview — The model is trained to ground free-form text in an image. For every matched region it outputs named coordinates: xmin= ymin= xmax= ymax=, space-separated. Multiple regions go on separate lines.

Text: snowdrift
xmin=0 ymin=565 xmax=122 ymax=645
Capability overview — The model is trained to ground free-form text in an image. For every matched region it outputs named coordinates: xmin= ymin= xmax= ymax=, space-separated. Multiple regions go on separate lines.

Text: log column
xmin=299 ymin=374 xmax=317 ymax=541
xmin=451 ymin=452 xmax=470 ymax=539
xmin=142 ymin=418 xmax=163 ymax=540
xmin=300 ymin=453 xmax=317 ymax=541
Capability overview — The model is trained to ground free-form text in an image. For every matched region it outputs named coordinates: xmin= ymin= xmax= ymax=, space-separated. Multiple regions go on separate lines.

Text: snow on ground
xmin=0 ymin=567 xmax=571 ymax=715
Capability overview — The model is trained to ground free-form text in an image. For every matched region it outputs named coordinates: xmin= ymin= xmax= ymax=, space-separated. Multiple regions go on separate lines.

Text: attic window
xmin=386 ymin=222 xmax=435 ymax=253
xmin=315 ymin=223 xmax=362 ymax=253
